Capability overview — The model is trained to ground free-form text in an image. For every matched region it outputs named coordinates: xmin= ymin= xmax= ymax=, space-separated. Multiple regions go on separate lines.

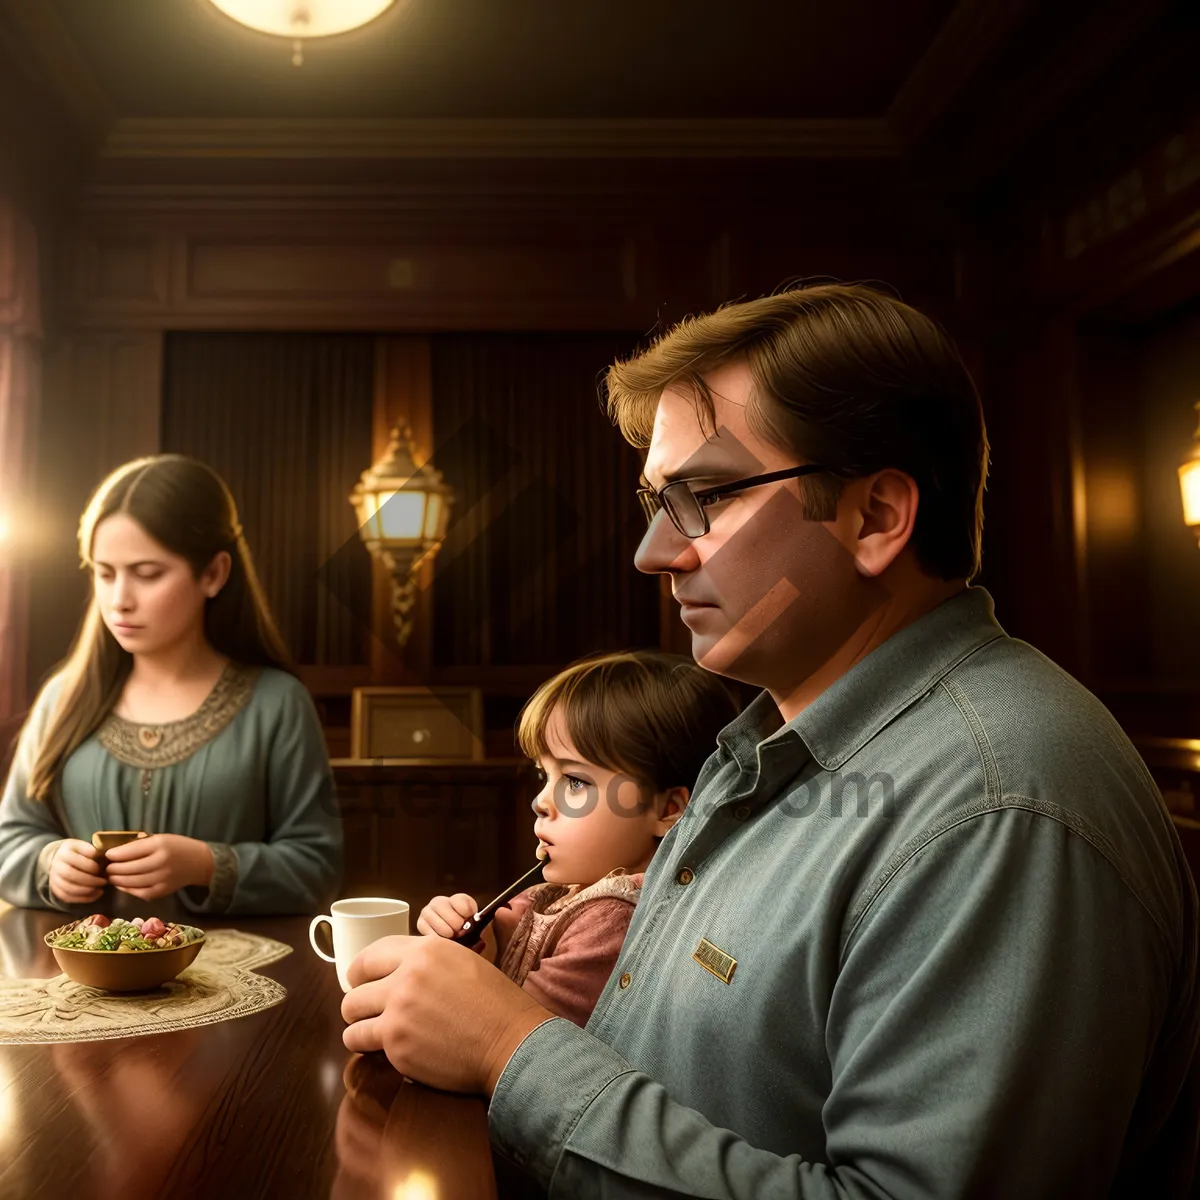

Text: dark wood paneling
xmin=428 ymin=332 xmax=661 ymax=670
xmin=1069 ymin=300 xmax=1200 ymax=708
xmin=161 ymin=331 xmax=376 ymax=668
xmin=334 ymin=761 xmax=537 ymax=911
xmin=969 ymin=316 xmax=1088 ymax=678
xmin=959 ymin=3 xmax=1200 ymax=738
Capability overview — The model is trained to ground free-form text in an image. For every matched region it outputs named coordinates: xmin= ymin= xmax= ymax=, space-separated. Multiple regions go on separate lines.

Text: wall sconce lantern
xmin=206 ymin=0 xmax=397 ymax=66
xmin=1180 ymin=401 xmax=1200 ymax=546
xmin=350 ymin=422 xmax=455 ymax=649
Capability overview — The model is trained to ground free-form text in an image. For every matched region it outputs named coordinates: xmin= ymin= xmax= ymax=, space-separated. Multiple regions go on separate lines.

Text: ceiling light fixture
xmin=206 ymin=0 xmax=397 ymax=66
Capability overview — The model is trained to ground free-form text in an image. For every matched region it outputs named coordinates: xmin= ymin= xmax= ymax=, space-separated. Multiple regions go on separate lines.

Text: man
xmin=342 ymin=283 xmax=1200 ymax=1197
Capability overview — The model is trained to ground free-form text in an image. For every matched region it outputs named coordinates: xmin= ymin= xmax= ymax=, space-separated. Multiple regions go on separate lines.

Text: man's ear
xmin=847 ymin=468 xmax=918 ymax=578
xmin=654 ymin=785 xmax=690 ymax=836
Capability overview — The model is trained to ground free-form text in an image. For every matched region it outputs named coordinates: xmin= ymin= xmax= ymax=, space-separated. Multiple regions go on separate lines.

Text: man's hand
xmin=340 ymin=935 xmax=554 ymax=1095
xmin=47 ymin=839 xmax=106 ymax=905
xmin=104 ymin=834 xmax=215 ymax=900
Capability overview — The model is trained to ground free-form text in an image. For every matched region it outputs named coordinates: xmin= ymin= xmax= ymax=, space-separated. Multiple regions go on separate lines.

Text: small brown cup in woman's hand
xmin=90 ymin=830 xmax=147 ymax=871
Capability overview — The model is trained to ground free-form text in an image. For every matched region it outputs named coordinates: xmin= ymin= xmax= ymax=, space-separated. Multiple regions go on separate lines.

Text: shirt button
xmin=734 ymin=804 xmax=751 ymax=820
xmin=619 ymin=973 xmax=632 ymax=989
xmin=677 ymin=867 xmax=694 ymax=885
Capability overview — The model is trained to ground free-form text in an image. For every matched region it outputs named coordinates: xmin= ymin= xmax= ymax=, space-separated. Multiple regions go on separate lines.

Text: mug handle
xmin=309 ymin=915 xmax=336 ymax=963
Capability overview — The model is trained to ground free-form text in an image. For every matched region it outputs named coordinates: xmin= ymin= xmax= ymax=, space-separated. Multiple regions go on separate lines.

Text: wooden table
xmin=0 ymin=908 xmax=506 ymax=1200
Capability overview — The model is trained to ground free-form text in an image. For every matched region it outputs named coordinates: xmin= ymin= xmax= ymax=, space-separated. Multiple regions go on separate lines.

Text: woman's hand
xmin=47 ymin=839 xmax=106 ymax=906
xmin=104 ymin=834 xmax=215 ymax=900
xmin=416 ymin=893 xmax=478 ymax=940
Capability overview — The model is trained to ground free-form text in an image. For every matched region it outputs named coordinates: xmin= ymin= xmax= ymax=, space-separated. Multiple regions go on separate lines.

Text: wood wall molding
xmin=57 ymin=185 xmax=956 ymax=333
xmin=61 ymin=227 xmax=681 ymax=331
xmin=99 ymin=116 xmax=899 ymax=161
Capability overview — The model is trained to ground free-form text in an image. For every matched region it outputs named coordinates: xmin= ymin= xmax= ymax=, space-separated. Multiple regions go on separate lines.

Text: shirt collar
xmin=716 ymin=586 xmax=1006 ymax=773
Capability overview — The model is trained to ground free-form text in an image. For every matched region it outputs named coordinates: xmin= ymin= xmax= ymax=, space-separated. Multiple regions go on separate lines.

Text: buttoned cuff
xmin=487 ymin=1016 xmax=636 ymax=1187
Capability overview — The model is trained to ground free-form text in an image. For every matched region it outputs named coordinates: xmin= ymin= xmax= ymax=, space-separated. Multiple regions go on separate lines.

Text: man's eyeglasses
xmin=637 ymin=465 xmax=836 ymax=539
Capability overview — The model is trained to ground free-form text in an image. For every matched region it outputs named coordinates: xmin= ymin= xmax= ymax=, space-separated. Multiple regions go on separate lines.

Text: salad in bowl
xmin=49 ymin=914 xmax=203 ymax=952
xmin=46 ymin=914 xmax=206 ymax=990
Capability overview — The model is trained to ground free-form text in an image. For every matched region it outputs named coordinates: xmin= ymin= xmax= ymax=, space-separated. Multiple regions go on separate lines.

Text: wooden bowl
xmin=45 ymin=925 xmax=206 ymax=992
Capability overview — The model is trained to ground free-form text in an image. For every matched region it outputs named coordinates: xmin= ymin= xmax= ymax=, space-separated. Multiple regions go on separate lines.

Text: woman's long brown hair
xmin=24 ymin=454 xmax=295 ymax=811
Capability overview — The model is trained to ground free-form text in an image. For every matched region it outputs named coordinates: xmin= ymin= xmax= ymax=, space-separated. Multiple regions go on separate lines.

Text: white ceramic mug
xmin=309 ymin=897 xmax=410 ymax=992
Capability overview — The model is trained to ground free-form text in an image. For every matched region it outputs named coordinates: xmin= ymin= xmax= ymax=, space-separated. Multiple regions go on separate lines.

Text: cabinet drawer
xmin=351 ymin=687 xmax=484 ymax=760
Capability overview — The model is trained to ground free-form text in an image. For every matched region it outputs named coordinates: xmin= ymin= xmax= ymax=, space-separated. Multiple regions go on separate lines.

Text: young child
xmin=418 ymin=649 xmax=739 ymax=1027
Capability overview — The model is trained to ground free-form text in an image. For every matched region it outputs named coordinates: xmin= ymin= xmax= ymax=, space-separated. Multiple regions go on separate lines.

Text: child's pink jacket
xmin=484 ymin=867 xmax=643 ymax=1027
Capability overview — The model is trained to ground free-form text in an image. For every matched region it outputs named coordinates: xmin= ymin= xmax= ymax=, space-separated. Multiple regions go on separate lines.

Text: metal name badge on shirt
xmin=692 ymin=937 xmax=737 ymax=984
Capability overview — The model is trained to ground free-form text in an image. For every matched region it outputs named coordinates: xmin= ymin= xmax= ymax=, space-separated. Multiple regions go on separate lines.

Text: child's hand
xmin=417 ymin=893 xmax=479 ymax=940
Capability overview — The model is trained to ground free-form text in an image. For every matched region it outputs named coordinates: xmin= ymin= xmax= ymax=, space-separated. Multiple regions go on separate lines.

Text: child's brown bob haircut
xmin=516 ymin=650 xmax=740 ymax=796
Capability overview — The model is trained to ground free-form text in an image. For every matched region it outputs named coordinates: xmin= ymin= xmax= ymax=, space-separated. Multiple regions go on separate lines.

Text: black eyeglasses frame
xmin=636 ymin=464 xmax=838 ymax=538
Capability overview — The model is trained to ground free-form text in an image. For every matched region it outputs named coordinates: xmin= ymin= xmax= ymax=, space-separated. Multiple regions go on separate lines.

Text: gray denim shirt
xmin=488 ymin=586 xmax=1200 ymax=1198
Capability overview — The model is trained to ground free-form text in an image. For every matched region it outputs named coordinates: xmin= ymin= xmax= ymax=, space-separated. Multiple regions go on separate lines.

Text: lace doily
xmin=0 ymin=928 xmax=292 ymax=1044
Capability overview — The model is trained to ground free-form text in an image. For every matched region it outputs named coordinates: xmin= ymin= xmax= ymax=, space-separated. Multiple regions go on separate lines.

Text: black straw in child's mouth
xmin=451 ymin=858 xmax=547 ymax=946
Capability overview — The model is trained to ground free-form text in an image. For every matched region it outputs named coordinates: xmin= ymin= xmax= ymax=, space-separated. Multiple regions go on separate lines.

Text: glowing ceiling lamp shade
xmin=206 ymin=0 xmax=397 ymax=64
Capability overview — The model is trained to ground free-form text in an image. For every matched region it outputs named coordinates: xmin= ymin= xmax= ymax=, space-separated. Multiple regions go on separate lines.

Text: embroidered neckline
xmin=96 ymin=662 xmax=261 ymax=769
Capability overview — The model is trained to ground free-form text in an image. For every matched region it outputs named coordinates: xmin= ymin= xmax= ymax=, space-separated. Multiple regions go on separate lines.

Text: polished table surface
xmin=0 ymin=907 xmax=505 ymax=1200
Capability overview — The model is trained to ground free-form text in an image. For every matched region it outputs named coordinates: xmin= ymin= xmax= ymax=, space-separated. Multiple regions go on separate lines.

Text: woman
xmin=0 ymin=454 xmax=342 ymax=917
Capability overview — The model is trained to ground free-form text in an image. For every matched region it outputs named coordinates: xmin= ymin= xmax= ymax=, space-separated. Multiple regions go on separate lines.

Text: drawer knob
xmin=412 ymin=728 xmax=431 ymax=745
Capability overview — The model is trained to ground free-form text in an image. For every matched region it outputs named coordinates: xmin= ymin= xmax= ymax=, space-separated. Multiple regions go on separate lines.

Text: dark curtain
xmin=162 ymin=333 xmax=374 ymax=666
xmin=429 ymin=333 xmax=659 ymax=667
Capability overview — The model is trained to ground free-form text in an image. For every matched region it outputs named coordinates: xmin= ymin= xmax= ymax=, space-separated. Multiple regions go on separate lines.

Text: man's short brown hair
xmin=604 ymin=282 xmax=989 ymax=581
